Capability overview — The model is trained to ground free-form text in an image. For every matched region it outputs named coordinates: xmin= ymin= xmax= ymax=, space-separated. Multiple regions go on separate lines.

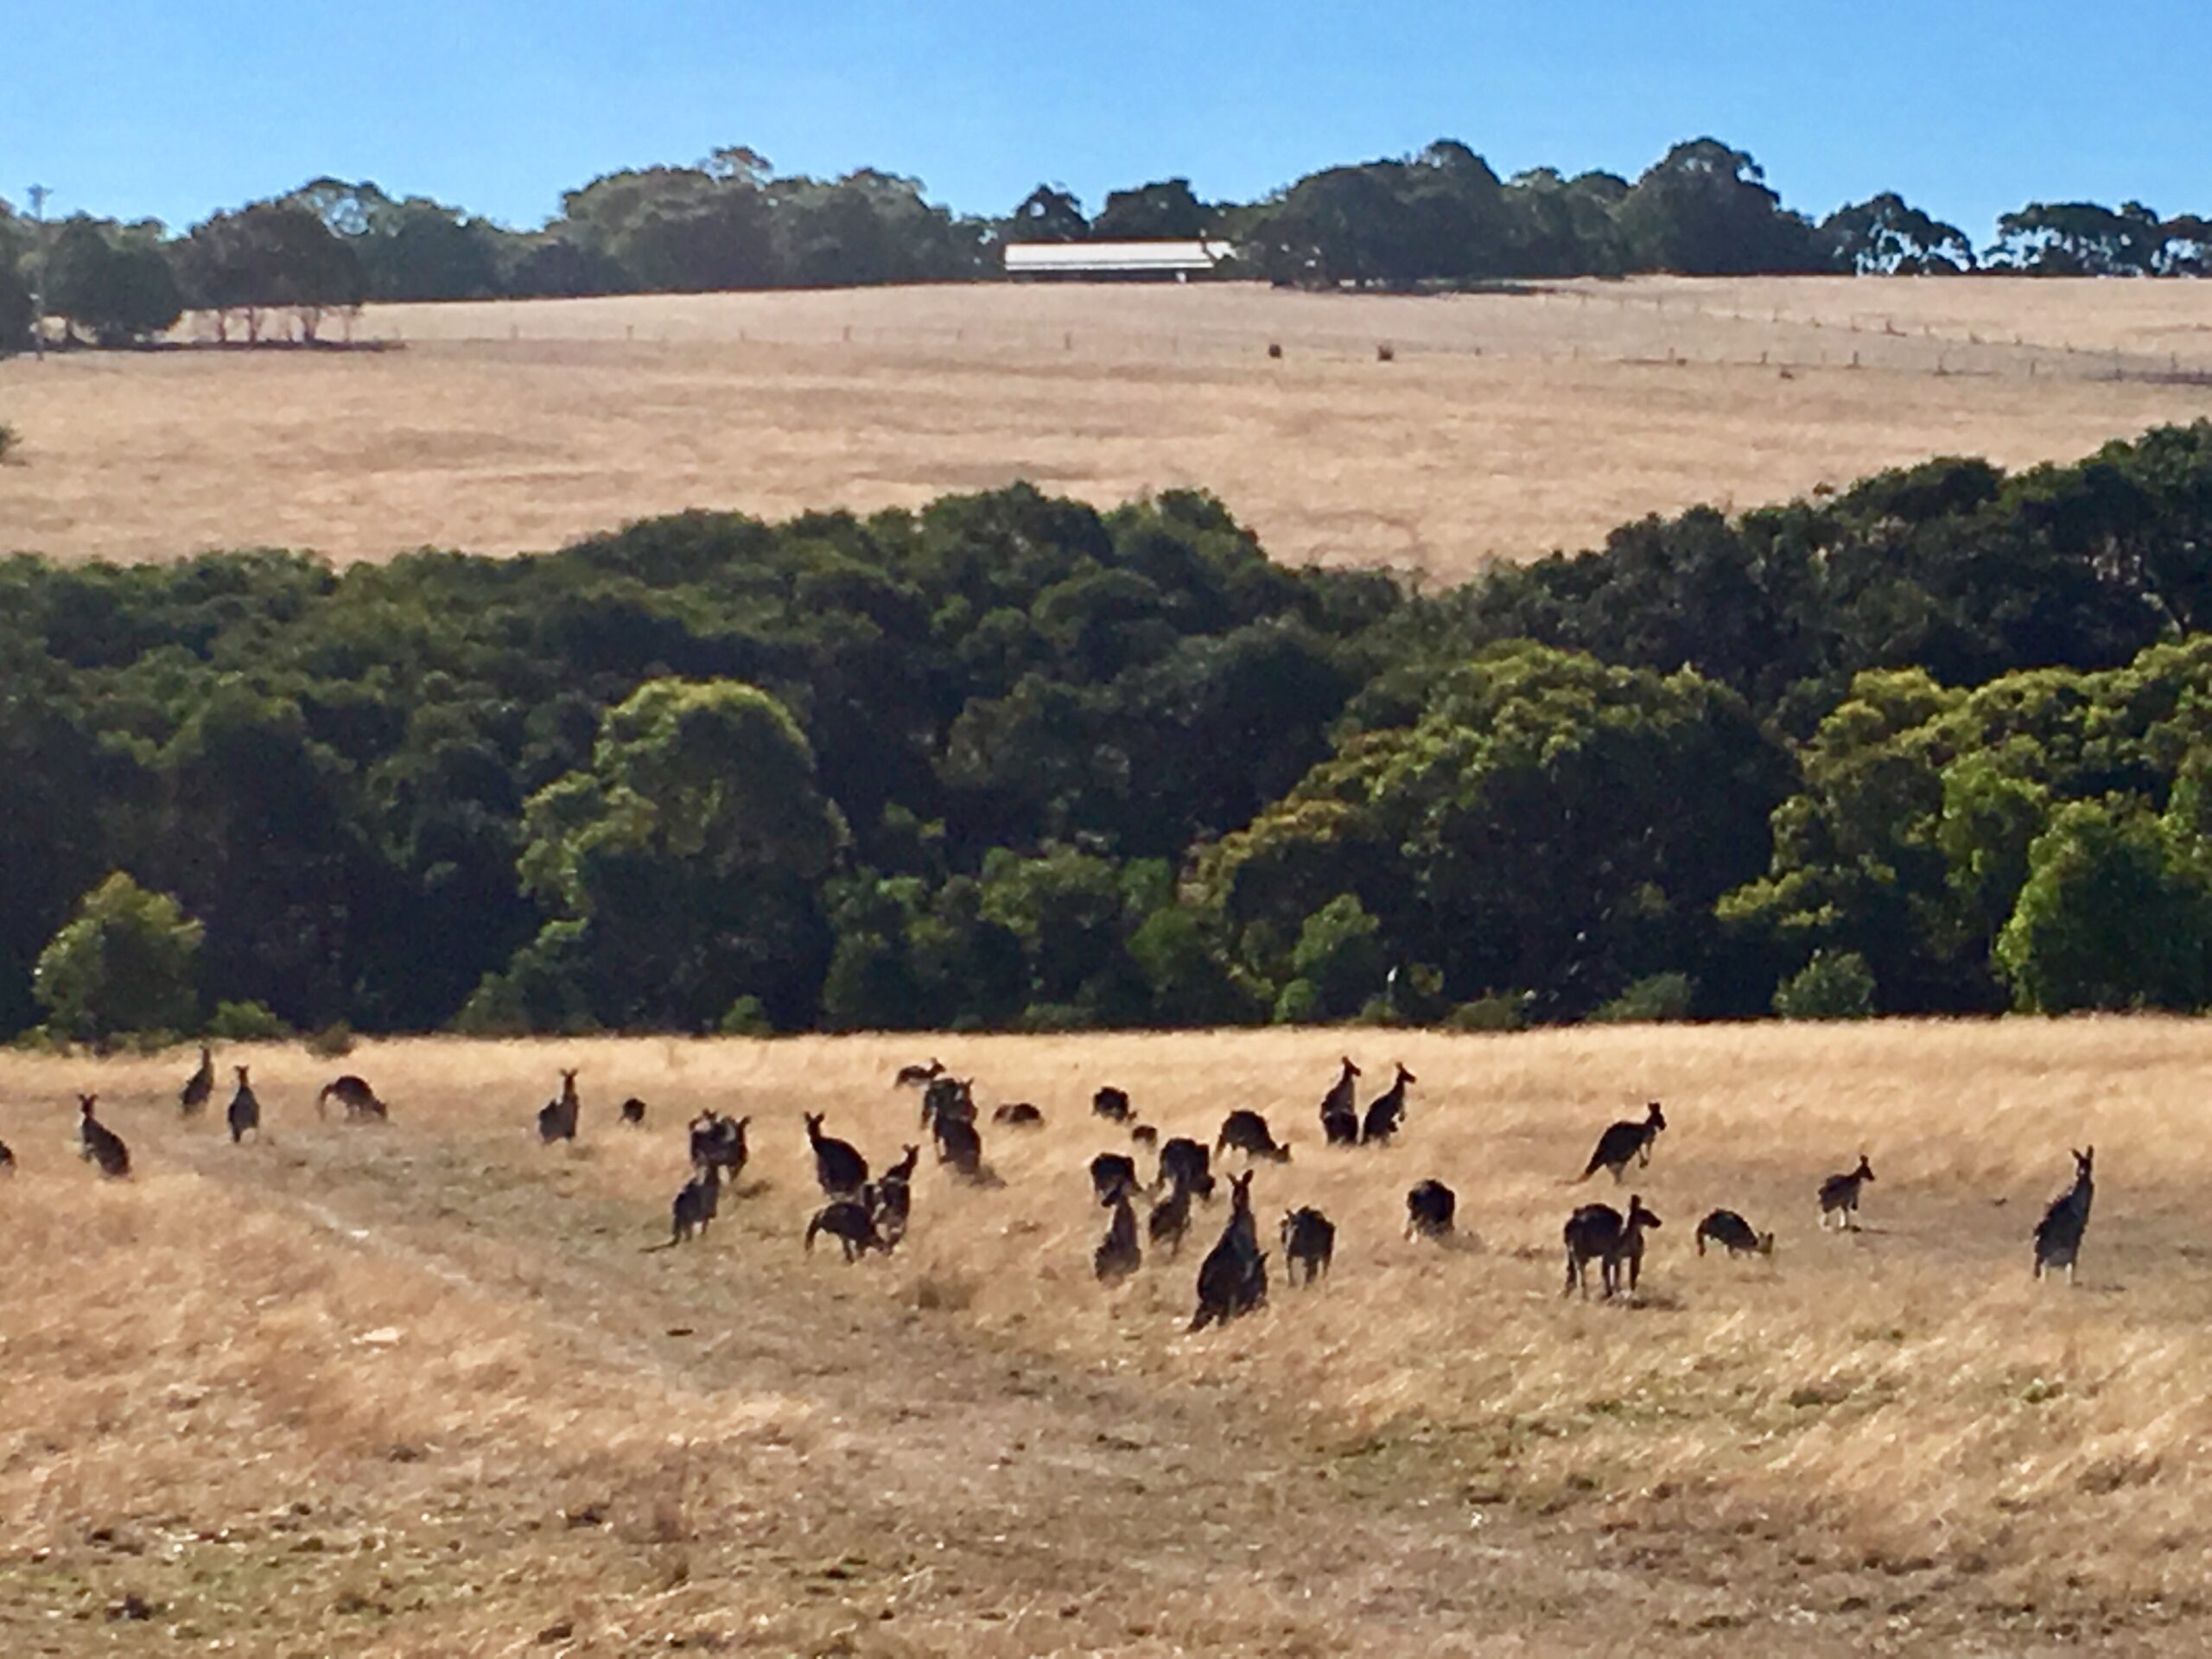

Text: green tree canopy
xmin=33 ymin=873 xmax=204 ymax=1043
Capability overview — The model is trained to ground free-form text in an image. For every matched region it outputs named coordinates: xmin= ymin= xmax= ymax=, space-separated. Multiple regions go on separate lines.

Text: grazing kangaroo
xmin=2033 ymin=1147 xmax=2094 ymax=1284
xmin=1576 ymin=1102 xmax=1666 ymax=1183
xmin=1189 ymin=1170 xmax=1268 ymax=1332
xmin=226 ymin=1066 xmax=261 ymax=1145
xmin=1281 ymin=1207 xmax=1336 ymax=1285
xmin=79 ymin=1096 xmax=130 ymax=1179
xmin=619 ymin=1096 xmax=647 ymax=1126
xmin=537 ymin=1068 xmax=581 ymax=1144
xmin=1155 ymin=1136 xmax=1216 ymax=1202
xmin=1094 ymin=1191 xmax=1142 ymax=1281
xmin=1319 ymin=1058 xmax=1362 ymax=1144
xmin=993 ymin=1101 xmax=1044 ymax=1128
xmin=1405 ymin=1179 xmax=1456 ymax=1240
xmin=1129 ymin=1122 xmax=1159 ymax=1149
xmin=1092 ymin=1086 xmax=1134 ymax=1122
xmin=1564 ymin=1196 xmax=1662 ymax=1299
xmin=805 ymin=1198 xmax=887 ymax=1262
xmin=1148 ymin=1175 xmax=1193 ymax=1257
xmin=670 ymin=1164 xmax=721 ymax=1243
xmin=316 ymin=1075 xmax=387 ymax=1122
xmin=895 ymin=1058 xmax=945 ymax=1088
xmin=1818 ymin=1154 xmax=1875 ymax=1230
xmin=804 ymin=1113 xmax=868 ymax=1196
xmin=1360 ymin=1063 xmax=1417 ymax=1145
xmin=180 ymin=1046 xmax=214 ymax=1116
xmin=1695 ymin=1209 xmax=1774 ymax=1259
xmin=1217 ymin=1109 xmax=1292 ymax=1164
xmin=1090 ymin=1151 xmax=1141 ymax=1205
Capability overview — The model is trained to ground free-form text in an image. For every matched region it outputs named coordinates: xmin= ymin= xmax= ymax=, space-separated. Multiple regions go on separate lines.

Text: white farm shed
xmin=1003 ymin=239 xmax=1237 ymax=281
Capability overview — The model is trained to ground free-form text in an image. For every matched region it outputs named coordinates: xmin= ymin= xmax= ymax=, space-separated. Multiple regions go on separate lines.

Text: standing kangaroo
xmin=537 ymin=1069 xmax=581 ymax=1144
xmin=1319 ymin=1057 xmax=1362 ymax=1145
xmin=1359 ymin=1063 xmax=1416 ymax=1145
xmin=226 ymin=1066 xmax=261 ymax=1145
xmin=1576 ymin=1102 xmax=1666 ymax=1183
xmin=1818 ymin=1154 xmax=1875 ymax=1230
xmin=2032 ymin=1147 xmax=2094 ymax=1284
xmin=1563 ymin=1195 xmax=1662 ymax=1299
xmin=804 ymin=1112 xmax=869 ymax=1196
xmin=79 ymin=1096 xmax=130 ymax=1179
xmin=1094 ymin=1190 xmax=1141 ymax=1281
xmin=1189 ymin=1170 xmax=1268 ymax=1331
xmin=180 ymin=1046 xmax=214 ymax=1116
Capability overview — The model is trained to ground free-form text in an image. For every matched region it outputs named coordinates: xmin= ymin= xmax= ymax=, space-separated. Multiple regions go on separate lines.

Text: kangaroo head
xmin=1855 ymin=1154 xmax=1875 ymax=1181
xmin=1396 ymin=1063 xmax=1416 ymax=1084
xmin=79 ymin=1094 xmax=97 ymax=1115
xmin=235 ymin=1065 xmax=251 ymax=1083
xmin=1757 ymin=1232 xmax=1777 ymax=1255
xmin=560 ymin=1068 xmax=579 ymax=1084
xmin=1645 ymin=1102 xmax=1667 ymax=1131
xmin=1230 ymin=1170 xmax=1255 ymax=1210
xmin=2073 ymin=1147 xmax=2094 ymax=1180
xmin=1628 ymin=1195 xmax=1662 ymax=1230
xmin=1342 ymin=1057 xmax=1361 ymax=1076
xmin=804 ymin=1111 xmax=823 ymax=1135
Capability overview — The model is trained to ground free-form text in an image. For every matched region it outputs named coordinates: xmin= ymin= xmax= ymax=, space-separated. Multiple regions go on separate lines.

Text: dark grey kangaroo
xmin=671 ymin=1163 xmax=721 ymax=1243
xmin=804 ymin=1112 xmax=869 ymax=1196
xmin=2032 ymin=1147 xmax=2094 ymax=1284
xmin=1360 ymin=1063 xmax=1416 ymax=1145
xmin=1281 ymin=1207 xmax=1336 ymax=1285
xmin=1405 ymin=1179 xmax=1456 ymax=1239
xmin=805 ymin=1198 xmax=887 ymax=1262
xmin=79 ymin=1096 xmax=130 ymax=1178
xmin=537 ymin=1068 xmax=580 ymax=1144
xmin=226 ymin=1066 xmax=261 ymax=1144
xmin=1818 ymin=1154 xmax=1875 ymax=1230
xmin=1094 ymin=1190 xmax=1141 ymax=1281
xmin=1695 ymin=1209 xmax=1774 ymax=1259
xmin=317 ymin=1074 xmax=387 ymax=1122
xmin=1577 ymin=1102 xmax=1666 ymax=1183
xmin=1564 ymin=1196 xmax=1662 ymax=1299
xmin=1319 ymin=1057 xmax=1362 ymax=1146
xmin=180 ymin=1046 xmax=214 ymax=1116
xmin=1217 ymin=1109 xmax=1292 ymax=1164
xmin=1189 ymin=1171 xmax=1268 ymax=1332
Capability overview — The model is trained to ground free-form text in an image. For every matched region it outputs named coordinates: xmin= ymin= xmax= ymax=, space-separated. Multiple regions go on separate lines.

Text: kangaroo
xmin=1564 ymin=1195 xmax=1662 ymax=1299
xmin=1189 ymin=1171 xmax=1268 ymax=1332
xmin=687 ymin=1111 xmax=749 ymax=1181
xmin=316 ymin=1074 xmax=387 ymax=1122
xmin=1155 ymin=1136 xmax=1216 ymax=1201
xmin=920 ymin=1075 xmax=976 ymax=1133
xmin=226 ymin=1065 xmax=261 ymax=1144
xmin=537 ymin=1068 xmax=581 ymax=1144
xmin=619 ymin=1096 xmax=647 ymax=1126
xmin=1576 ymin=1102 xmax=1666 ymax=1183
xmin=935 ymin=1115 xmax=986 ymax=1180
xmin=1695 ymin=1209 xmax=1774 ymax=1259
xmin=0 ymin=1137 xmax=16 ymax=1173
xmin=670 ymin=1163 xmax=721 ymax=1243
xmin=1217 ymin=1109 xmax=1292 ymax=1164
xmin=1094 ymin=1191 xmax=1142 ymax=1281
xmin=1360 ymin=1063 xmax=1417 ymax=1145
xmin=804 ymin=1198 xmax=887 ymax=1262
xmin=895 ymin=1058 xmax=945 ymax=1088
xmin=1090 ymin=1151 xmax=1141 ymax=1205
xmin=2032 ymin=1147 xmax=2094 ymax=1284
xmin=78 ymin=1096 xmax=130 ymax=1179
xmin=180 ymin=1046 xmax=214 ymax=1116
xmin=804 ymin=1112 xmax=868 ymax=1196
xmin=872 ymin=1149 xmax=919 ymax=1247
xmin=1148 ymin=1175 xmax=1193 ymax=1257
xmin=1281 ymin=1207 xmax=1336 ymax=1285
xmin=992 ymin=1101 xmax=1044 ymax=1128
xmin=1130 ymin=1122 xmax=1159 ymax=1149
xmin=1092 ymin=1086 xmax=1135 ymax=1123
xmin=1818 ymin=1154 xmax=1875 ymax=1230
xmin=1319 ymin=1057 xmax=1361 ymax=1140
xmin=1405 ymin=1179 xmax=1456 ymax=1240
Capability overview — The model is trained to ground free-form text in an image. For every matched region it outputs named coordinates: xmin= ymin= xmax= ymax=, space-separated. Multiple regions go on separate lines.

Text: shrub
xmin=1271 ymin=977 xmax=1321 ymax=1026
xmin=306 ymin=1020 xmax=357 ymax=1058
xmin=31 ymin=873 xmax=203 ymax=1046
xmin=716 ymin=996 xmax=772 ymax=1038
xmin=1591 ymin=972 xmax=1696 ymax=1024
xmin=1772 ymin=950 xmax=1878 ymax=1020
xmin=208 ymin=1000 xmax=291 ymax=1040
xmin=1447 ymin=991 xmax=1528 ymax=1033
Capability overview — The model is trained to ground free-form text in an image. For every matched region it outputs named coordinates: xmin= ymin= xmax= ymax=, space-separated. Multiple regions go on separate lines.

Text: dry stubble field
xmin=2 ymin=276 xmax=2209 ymax=579
xmin=4 ymin=1021 xmax=2212 ymax=1656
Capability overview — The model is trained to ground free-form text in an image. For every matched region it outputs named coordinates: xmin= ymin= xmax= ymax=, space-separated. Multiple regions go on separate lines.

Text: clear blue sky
xmin=8 ymin=1 xmax=2204 ymax=242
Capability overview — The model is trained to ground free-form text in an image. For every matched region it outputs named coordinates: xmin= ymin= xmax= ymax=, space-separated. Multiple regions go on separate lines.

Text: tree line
xmin=11 ymin=422 xmax=2212 ymax=1046
xmin=3 ymin=137 xmax=2209 ymax=348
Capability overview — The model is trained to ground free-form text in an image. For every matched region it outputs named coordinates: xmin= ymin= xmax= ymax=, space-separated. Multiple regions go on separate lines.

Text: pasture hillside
xmin=2 ymin=1021 xmax=2208 ymax=1654
xmin=2 ymin=276 xmax=2208 ymax=578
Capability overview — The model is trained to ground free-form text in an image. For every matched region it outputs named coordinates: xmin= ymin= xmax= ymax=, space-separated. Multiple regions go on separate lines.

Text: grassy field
xmin=3 ymin=1020 xmax=2209 ymax=1655
xmin=1 ymin=276 xmax=2207 ymax=581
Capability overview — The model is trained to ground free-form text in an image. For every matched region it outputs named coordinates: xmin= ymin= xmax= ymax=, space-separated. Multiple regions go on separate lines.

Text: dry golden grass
xmin=1 ymin=277 xmax=2207 ymax=581
xmin=5 ymin=1020 xmax=2212 ymax=1652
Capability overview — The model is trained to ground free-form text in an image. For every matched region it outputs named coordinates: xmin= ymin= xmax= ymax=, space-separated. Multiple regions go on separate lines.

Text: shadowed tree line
xmin=3 ymin=137 xmax=2209 ymax=350
xmin=11 ymin=424 xmax=2212 ymax=1043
